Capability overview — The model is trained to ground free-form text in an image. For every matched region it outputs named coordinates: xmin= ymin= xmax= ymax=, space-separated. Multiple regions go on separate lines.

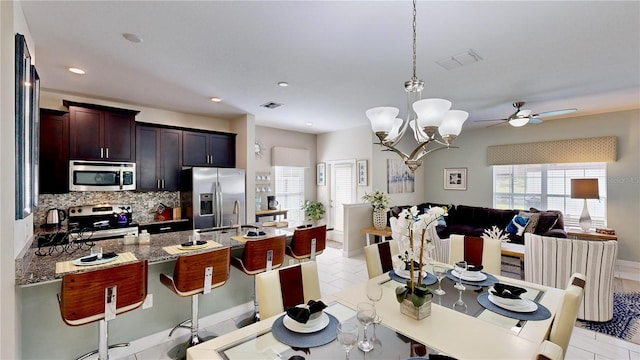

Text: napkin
xmin=296 ymin=224 xmax=312 ymax=229
xmin=285 ymin=300 xmax=327 ymax=324
xmin=181 ymin=240 xmax=207 ymax=247
xmin=491 ymin=283 xmax=527 ymax=299
xmin=467 ymin=264 xmax=483 ymax=272
xmin=246 ymin=230 xmax=266 ymax=237
xmin=80 ymin=252 xmax=117 ymax=262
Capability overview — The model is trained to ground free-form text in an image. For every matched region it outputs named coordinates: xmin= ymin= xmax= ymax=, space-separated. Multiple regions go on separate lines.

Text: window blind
xmin=274 ymin=166 xmax=305 ymax=223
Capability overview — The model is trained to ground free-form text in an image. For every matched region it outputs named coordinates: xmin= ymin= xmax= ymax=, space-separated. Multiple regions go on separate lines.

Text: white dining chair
xmin=448 ymin=234 xmax=502 ymax=275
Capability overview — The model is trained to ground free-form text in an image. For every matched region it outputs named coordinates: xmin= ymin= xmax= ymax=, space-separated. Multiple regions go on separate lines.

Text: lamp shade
xmin=571 ymin=178 xmax=599 ymax=199
xmin=413 ymin=98 xmax=451 ymax=128
xmin=438 ymin=110 xmax=469 ymax=136
xmin=366 ymin=107 xmax=399 ymax=133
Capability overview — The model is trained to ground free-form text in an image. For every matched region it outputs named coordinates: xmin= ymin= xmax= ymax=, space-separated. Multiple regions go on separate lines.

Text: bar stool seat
xmin=286 ymin=225 xmax=327 ymax=262
xmin=231 ymin=235 xmax=286 ymax=321
xmin=58 ymin=260 xmax=148 ymax=360
xmin=159 ymin=247 xmax=231 ymax=359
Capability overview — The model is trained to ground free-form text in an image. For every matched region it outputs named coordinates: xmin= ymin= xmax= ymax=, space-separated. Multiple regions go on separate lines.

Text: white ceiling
xmin=20 ymin=1 xmax=640 ymax=134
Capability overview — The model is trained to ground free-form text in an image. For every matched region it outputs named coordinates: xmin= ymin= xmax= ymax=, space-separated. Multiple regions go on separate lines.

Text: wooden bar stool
xmin=58 ymin=260 xmax=148 ymax=360
xmin=286 ymin=225 xmax=327 ymax=262
xmin=159 ymin=247 xmax=231 ymax=357
xmin=231 ymin=235 xmax=286 ymax=321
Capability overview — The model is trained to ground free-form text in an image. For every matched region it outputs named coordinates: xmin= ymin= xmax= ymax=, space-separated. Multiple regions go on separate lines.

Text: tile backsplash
xmin=35 ymin=191 xmax=180 ymax=228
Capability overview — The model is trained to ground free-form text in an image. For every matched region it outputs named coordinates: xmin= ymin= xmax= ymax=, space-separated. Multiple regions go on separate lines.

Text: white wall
xmin=421 ymin=110 xmax=640 ymax=262
xmin=255 ymin=125 xmax=317 ymax=210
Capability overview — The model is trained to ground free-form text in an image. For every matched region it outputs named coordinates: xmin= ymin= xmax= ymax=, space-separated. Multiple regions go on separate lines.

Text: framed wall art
xmin=387 ymin=159 xmax=414 ymax=194
xmin=357 ymin=159 xmax=368 ymax=186
xmin=444 ymin=168 xmax=467 ymax=190
xmin=317 ymin=162 xmax=326 ymax=186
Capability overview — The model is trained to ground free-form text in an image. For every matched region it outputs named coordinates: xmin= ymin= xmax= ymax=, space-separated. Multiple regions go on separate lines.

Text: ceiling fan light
xmin=366 ymin=107 xmax=399 ymax=132
xmin=413 ymin=98 xmax=452 ymax=128
xmin=439 ymin=110 xmax=469 ymax=136
xmin=509 ymin=117 xmax=530 ymax=127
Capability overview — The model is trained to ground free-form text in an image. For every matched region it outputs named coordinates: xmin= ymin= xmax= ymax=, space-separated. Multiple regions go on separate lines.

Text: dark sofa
xmin=389 ymin=203 xmax=567 ymax=244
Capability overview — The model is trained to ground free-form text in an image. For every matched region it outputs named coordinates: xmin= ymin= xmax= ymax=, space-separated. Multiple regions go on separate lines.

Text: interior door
xmin=329 ymin=161 xmax=356 ymax=242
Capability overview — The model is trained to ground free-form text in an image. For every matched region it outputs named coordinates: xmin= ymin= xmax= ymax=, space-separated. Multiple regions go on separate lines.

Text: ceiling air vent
xmin=261 ymin=101 xmax=283 ymax=109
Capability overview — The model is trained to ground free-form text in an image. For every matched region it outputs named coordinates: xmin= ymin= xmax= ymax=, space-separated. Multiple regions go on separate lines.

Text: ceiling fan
xmin=479 ymin=101 xmax=577 ymax=127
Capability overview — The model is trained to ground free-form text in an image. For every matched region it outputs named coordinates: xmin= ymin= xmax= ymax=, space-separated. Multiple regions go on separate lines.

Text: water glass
xmin=336 ymin=321 xmax=359 ymax=360
xmin=356 ymin=302 xmax=375 ymax=352
xmin=454 ymin=260 xmax=467 ymax=290
xmin=91 ymin=246 xmax=102 ymax=260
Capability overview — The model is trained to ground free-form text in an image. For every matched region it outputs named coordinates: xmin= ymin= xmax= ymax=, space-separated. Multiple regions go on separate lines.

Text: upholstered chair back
xmin=364 ymin=240 xmax=399 ymax=279
xmin=448 ymin=234 xmax=502 ymax=275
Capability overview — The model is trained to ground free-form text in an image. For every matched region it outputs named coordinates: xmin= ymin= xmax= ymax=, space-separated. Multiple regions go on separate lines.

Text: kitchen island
xmin=16 ymin=225 xmax=295 ymax=360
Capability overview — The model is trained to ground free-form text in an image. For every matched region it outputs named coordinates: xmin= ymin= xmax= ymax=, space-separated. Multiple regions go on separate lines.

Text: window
xmin=274 ymin=166 xmax=305 ymax=223
xmin=493 ymin=163 xmax=607 ymax=229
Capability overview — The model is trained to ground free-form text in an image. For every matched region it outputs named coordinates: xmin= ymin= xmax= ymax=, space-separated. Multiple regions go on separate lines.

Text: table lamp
xmin=571 ymin=178 xmax=599 ymax=232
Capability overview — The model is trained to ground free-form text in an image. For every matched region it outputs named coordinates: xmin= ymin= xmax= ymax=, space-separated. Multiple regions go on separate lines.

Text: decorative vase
xmin=372 ymin=209 xmax=387 ymax=230
xmin=400 ymin=296 xmax=432 ymax=320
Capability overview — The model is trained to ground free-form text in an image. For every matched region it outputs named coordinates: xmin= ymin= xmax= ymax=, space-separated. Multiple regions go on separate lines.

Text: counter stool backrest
xmin=287 ymin=225 xmax=327 ymax=260
xmin=170 ymin=247 xmax=231 ymax=295
xmin=237 ymin=235 xmax=286 ymax=274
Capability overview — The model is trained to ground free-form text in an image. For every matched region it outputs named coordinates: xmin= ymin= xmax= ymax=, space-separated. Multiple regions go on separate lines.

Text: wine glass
xmin=454 ymin=260 xmax=467 ymax=291
xmin=336 ymin=321 xmax=359 ymax=360
xmin=453 ymin=288 xmax=468 ymax=313
xmin=356 ymin=302 xmax=375 ymax=352
xmin=432 ymin=265 xmax=447 ymax=295
xmin=366 ymin=282 xmax=383 ymax=340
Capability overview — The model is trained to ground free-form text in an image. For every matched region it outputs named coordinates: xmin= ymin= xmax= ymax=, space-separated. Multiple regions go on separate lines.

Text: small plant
xmin=302 ymin=200 xmax=325 ymax=221
xmin=362 ymin=190 xmax=390 ymax=211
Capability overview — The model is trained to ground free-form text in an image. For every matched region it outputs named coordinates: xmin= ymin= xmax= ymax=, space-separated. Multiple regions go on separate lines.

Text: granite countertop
xmin=17 ymin=226 xmax=294 ymax=287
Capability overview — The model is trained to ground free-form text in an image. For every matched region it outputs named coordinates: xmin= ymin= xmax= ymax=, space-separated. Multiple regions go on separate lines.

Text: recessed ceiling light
xmin=210 ymin=97 xmax=222 ymax=103
xmin=306 ymin=122 xmax=313 ymax=126
xmin=278 ymin=82 xmax=289 ymax=87
xmin=123 ymin=33 xmax=143 ymax=43
xmin=68 ymin=67 xmax=85 ymax=75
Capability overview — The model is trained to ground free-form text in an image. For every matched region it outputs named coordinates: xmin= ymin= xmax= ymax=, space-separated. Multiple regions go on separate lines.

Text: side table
xmin=566 ymin=229 xmax=618 ymax=241
xmin=360 ymin=227 xmax=392 ymax=246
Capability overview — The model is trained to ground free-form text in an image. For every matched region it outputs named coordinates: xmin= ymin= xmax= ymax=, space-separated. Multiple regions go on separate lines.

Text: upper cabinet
xmin=136 ymin=124 xmax=182 ymax=191
xmin=65 ymin=100 xmax=139 ymax=162
xmin=39 ymin=109 xmax=69 ymax=194
xmin=183 ymin=130 xmax=236 ymax=167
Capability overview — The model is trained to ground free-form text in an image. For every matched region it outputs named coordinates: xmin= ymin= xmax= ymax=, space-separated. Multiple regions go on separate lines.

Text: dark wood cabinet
xmin=65 ymin=100 xmax=138 ymax=162
xmin=136 ymin=124 xmax=182 ymax=191
xmin=183 ymin=130 xmax=235 ymax=167
xmin=39 ymin=109 xmax=69 ymax=194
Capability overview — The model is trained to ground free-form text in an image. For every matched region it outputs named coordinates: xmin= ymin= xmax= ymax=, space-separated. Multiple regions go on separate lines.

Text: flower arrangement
xmin=482 ymin=225 xmax=510 ymax=242
xmin=394 ymin=206 xmax=447 ymax=307
xmin=302 ymin=200 xmax=325 ymax=221
xmin=362 ymin=190 xmax=390 ymax=211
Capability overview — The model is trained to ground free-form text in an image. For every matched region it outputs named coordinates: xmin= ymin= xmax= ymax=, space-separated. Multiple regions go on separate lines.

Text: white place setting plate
xmin=451 ymin=269 xmax=487 ymax=282
xmin=394 ymin=268 xmax=428 ymax=280
xmin=282 ymin=312 xmax=330 ymax=333
xmin=488 ymin=294 xmax=538 ymax=313
xmin=72 ymin=254 xmax=119 ymax=266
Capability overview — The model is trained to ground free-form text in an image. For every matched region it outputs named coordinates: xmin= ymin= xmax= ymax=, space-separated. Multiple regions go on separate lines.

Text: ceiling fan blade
xmin=528 ymin=117 xmax=543 ymax=124
xmin=532 ymin=108 xmax=577 ymax=118
xmin=474 ymin=118 xmax=508 ymax=123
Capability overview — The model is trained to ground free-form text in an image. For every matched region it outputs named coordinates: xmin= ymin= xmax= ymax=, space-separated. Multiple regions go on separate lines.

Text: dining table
xmin=186 ymin=262 xmax=564 ymax=360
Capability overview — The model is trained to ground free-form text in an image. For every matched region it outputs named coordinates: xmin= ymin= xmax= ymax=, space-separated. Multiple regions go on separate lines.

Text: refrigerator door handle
xmin=217 ymin=181 xmax=224 ymax=227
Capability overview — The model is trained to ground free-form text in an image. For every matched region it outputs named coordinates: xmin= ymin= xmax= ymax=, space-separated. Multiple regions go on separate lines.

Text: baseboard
xmin=108 ymin=301 xmax=254 ymax=359
xmin=615 ymin=259 xmax=640 ymax=281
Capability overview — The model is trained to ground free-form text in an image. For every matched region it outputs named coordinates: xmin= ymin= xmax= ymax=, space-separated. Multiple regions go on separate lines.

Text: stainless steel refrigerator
xmin=181 ymin=167 xmax=246 ymax=229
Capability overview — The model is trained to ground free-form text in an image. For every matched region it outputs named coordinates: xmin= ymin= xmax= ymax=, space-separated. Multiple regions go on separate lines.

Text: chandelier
xmin=366 ymin=0 xmax=468 ymax=172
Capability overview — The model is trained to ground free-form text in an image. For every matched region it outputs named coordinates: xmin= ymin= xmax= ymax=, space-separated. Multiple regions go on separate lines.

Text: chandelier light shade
xmin=571 ymin=178 xmax=600 ymax=232
xmin=366 ymin=0 xmax=468 ymax=172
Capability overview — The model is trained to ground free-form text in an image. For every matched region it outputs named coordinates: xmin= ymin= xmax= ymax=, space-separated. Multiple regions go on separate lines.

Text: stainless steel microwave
xmin=69 ymin=160 xmax=136 ymax=191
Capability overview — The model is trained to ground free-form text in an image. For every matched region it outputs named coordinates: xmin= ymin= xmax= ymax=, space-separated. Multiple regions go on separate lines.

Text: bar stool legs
xmin=76 ymin=319 xmax=130 ymax=360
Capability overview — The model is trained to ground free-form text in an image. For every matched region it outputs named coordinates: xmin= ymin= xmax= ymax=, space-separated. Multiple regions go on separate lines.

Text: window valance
xmin=271 ymin=146 xmax=310 ymax=167
xmin=487 ymin=136 xmax=617 ymax=165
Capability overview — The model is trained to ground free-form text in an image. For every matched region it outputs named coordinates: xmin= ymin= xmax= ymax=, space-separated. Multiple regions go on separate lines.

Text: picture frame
xmin=444 ymin=168 xmax=467 ymax=190
xmin=317 ymin=162 xmax=326 ymax=186
xmin=357 ymin=159 xmax=368 ymax=186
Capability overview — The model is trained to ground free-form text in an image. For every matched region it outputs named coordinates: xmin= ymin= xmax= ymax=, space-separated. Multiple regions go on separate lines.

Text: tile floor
xmin=130 ymin=243 xmax=640 ymax=360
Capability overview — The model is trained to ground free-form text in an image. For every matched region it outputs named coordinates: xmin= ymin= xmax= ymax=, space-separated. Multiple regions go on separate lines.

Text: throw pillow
xmin=505 ymin=215 xmax=530 ymax=236
xmin=534 ymin=215 xmax=559 ymax=235
xmin=519 ymin=211 xmax=540 ymax=233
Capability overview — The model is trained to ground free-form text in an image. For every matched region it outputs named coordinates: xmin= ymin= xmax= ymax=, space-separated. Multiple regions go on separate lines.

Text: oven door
xmin=69 ymin=161 xmax=136 ymax=191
